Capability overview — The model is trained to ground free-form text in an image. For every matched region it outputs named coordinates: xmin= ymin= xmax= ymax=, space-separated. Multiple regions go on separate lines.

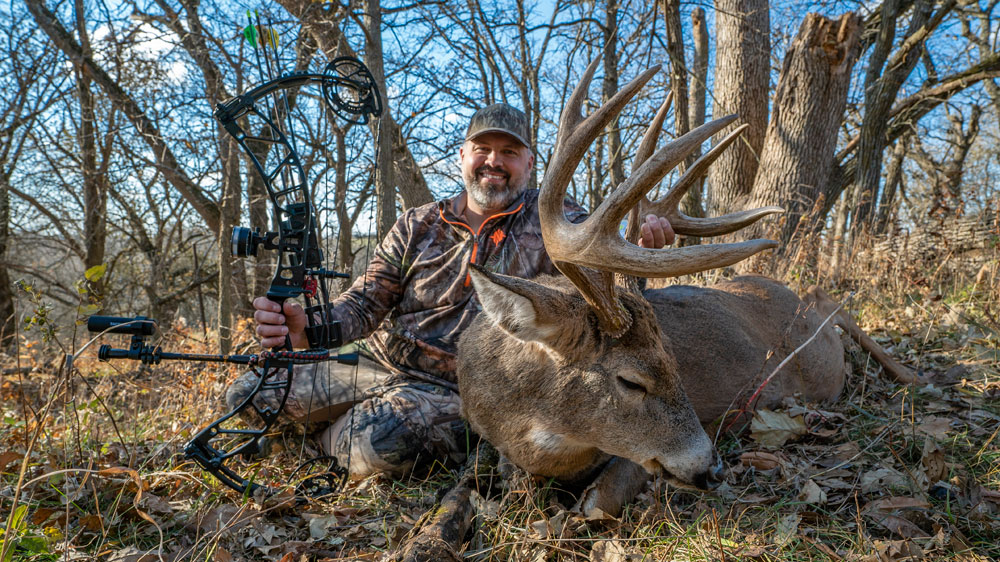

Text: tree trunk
xmin=874 ymin=133 xmax=909 ymax=235
xmin=684 ymin=7 xmax=709 ymax=221
xmin=851 ymin=0 xmax=953 ymax=232
xmin=0 ymin=172 xmax=13 ymax=347
xmin=663 ymin=0 xmax=701 ymax=235
xmin=662 ymin=0 xmax=689 ymax=144
xmin=365 ymin=0 xmax=397 ymax=238
xmin=217 ymin=136 xmax=241 ymax=354
xmin=745 ymin=13 xmax=861 ymax=247
xmin=75 ymin=0 xmax=107 ymax=301
xmin=603 ymin=0 xmax=625 ymax=196
xmin=823 ymin=54 xmax=1000 ymax=223
xmin=828 ymin=187 xmax=850 ymax=284
xmin=706 ymin=0 xmax=770 ymax=217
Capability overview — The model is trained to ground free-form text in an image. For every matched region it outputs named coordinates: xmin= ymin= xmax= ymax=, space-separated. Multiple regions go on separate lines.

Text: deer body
xmin=458 ymin=273 xmax=844 ymax=511
xmin=647 ymin=275 xmax=845 ymax=425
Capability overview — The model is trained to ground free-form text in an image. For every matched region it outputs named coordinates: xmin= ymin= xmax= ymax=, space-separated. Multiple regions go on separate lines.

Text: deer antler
xmin=628 ymin=101 xmax=783 ymax=238
xmin=539 ymin=57 xmax=782 ymax=337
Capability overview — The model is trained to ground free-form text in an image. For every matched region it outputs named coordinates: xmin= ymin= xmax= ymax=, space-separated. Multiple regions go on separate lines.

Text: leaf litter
xmin=1 ymin=284 xmax=998 ymax=560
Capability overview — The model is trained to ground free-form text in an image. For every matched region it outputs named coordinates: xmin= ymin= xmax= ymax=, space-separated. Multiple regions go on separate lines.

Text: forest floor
xmin=1 ymin=267 xmax=998 ymax=561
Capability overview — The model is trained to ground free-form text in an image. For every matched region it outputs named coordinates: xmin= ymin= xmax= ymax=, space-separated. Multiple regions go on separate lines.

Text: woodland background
xmin=0 ymin=0 xmax=998 ymax=560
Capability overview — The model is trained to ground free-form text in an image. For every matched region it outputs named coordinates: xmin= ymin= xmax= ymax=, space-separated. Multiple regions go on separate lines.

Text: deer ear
xmin=469 ymin=266 xmax=578 ymax=348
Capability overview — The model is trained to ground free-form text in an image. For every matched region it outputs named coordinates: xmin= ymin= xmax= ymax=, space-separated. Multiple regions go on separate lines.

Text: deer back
xmin=644 ymin=275 xmax=846 ymax=426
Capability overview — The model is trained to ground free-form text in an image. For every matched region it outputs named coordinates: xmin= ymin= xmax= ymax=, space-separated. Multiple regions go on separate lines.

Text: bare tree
xmin=910 ymin=105 xmax=982 ymax=220
xmin=684 ymin=6 xmax=709 ymax=220
xmin=850 ymin=0 xmax=957 ymax=234
xmin=0 ymin=6 xmax=65 ymax=346
xmin=706 ymin=0 xmax=770 ymax=218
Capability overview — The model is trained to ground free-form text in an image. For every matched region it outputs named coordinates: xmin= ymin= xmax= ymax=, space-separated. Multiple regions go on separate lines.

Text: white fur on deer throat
xmin=526 ymin=421 xmax=586 ymax=456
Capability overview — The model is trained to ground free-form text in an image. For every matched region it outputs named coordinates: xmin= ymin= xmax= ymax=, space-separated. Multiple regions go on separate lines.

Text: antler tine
xmin=542 ymin=111 xmax=780 ymax=279
xmin=632 ymin=93 xmax=673 ymax=173
xmin=625 ymin=93 xmax=673 ymax=244
xmin=595 ymin=116 xmax=739 ymax=236
xmin=541 ymin=59 xmax=661 ymax=226
xmin=569 ymin=236 xmax=779 ymax=279
xmin=643 ymin=123 xmax=784 ymax=236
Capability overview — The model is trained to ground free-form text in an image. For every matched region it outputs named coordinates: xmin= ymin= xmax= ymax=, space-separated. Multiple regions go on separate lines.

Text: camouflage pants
xmin=225 ymin=358 xmax=467 ymax=478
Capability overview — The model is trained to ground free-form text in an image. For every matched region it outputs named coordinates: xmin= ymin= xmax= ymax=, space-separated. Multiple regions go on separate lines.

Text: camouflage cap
xmin=465 ymin=103 xmax=531 ymax=148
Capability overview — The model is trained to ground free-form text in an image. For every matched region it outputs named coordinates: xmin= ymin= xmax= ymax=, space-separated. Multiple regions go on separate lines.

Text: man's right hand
xmin=253 ymin=297 xmax=308 ymax=349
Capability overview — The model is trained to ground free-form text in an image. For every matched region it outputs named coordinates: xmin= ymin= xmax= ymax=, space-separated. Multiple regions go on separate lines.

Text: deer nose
xmin=695 ymin=456 xmax=727 ymax=490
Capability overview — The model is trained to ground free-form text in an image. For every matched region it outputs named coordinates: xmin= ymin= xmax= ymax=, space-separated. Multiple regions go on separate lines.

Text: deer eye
xmin=617 ymin=375 xmax=647 ymax=394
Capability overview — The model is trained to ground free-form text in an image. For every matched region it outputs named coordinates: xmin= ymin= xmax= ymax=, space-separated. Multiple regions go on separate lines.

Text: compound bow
xmin=89 ymin=54 xmax=382 ymax=498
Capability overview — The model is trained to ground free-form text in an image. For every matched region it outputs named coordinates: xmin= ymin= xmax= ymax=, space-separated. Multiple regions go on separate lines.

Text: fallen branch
xmin=805 ymin=286 xmax=922 ymax=384
xmin=389 ymin=442 xmax=499 ymax=562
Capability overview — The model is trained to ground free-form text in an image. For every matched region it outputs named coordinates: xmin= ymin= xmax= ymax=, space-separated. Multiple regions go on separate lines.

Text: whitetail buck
xmin=456 ymin=60 xmax=916 ymax=517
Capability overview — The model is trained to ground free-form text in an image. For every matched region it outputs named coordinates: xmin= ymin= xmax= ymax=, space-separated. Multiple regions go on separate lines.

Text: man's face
xmin=460 ymin=132 xmax=534 ymax=212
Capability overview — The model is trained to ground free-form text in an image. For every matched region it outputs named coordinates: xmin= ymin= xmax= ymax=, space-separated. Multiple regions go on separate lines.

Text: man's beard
xmin=465 ymin=165 xmax=528 ymax=211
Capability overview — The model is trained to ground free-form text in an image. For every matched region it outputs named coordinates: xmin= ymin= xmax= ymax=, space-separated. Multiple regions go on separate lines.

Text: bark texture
xmin=745 ymin=13 xmax=861 ymax=245
xmin=603 ymin=0 xmax=625 ymax=197
xmin=390 ymin=443 xmax=499 ymax=562
xmin=75 ymin=0 xmax=108 ymax=300
xmin=365 ymin=0 xmax=397 ymax=237
xmin=684 ymin=7 xmax=709 ymax=221
xmin=0 ymin=173 xmax=13 ymax=346
xmin=706 ymin=0 xmax=770 ymax=217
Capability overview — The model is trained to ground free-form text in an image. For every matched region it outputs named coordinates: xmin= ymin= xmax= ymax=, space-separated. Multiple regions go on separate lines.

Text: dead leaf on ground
xmin=30 ymin=507 xmax=58 ymax=526
xmin=774 ymin=513 xmax=801 ymax=547
xmin=798 ymin=479 xmax=827 ymax=505
xmin=750 ymin=409 xmax=808 ymax=448
xmin=103 ymin=547 xmax=162 ymax=562
xmin=306 ymin=513 xmax=342 ymax=539
xmin=917 ymin=416 xmax=953 ymax=439
xmin=921 ymin=439 xmax=947 ymax=484
xmin=860 ymin=467 xmax=909 ymax=494
xmin=740 ymin=451 xmax=782 ymax=470
xmin=736 ymin=492 xmax=778 ymax=505
xmin=874 ymin=539 xmax=924 ymax=561
xmin=138 ymin=492 xmax=174 ymax=516
xmin=78 ymin=514 xmax=103 ymax=532
xmin=867 ymin=497 xmax=930 ymax=510
xmin=864 ymin=497 xmax=932 ymax=539
xmin=194 ymin=504 xmax=259 ymax=536
xmin=867 ymin=512 xmax=927 ymax=539
xmin=590 ymin=539 xmax=630 ymax=562
xmin=0 ymin=450 xmax=22 ymax=471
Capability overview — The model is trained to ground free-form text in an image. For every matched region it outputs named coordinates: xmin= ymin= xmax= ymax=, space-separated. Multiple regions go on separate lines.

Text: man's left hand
xmin=638 ymin=214 xmax=675 ymax=249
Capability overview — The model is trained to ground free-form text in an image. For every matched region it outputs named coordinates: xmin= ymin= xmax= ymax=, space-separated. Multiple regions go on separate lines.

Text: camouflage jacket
xmin=330 ymin=188 xmax=587 ymax=388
